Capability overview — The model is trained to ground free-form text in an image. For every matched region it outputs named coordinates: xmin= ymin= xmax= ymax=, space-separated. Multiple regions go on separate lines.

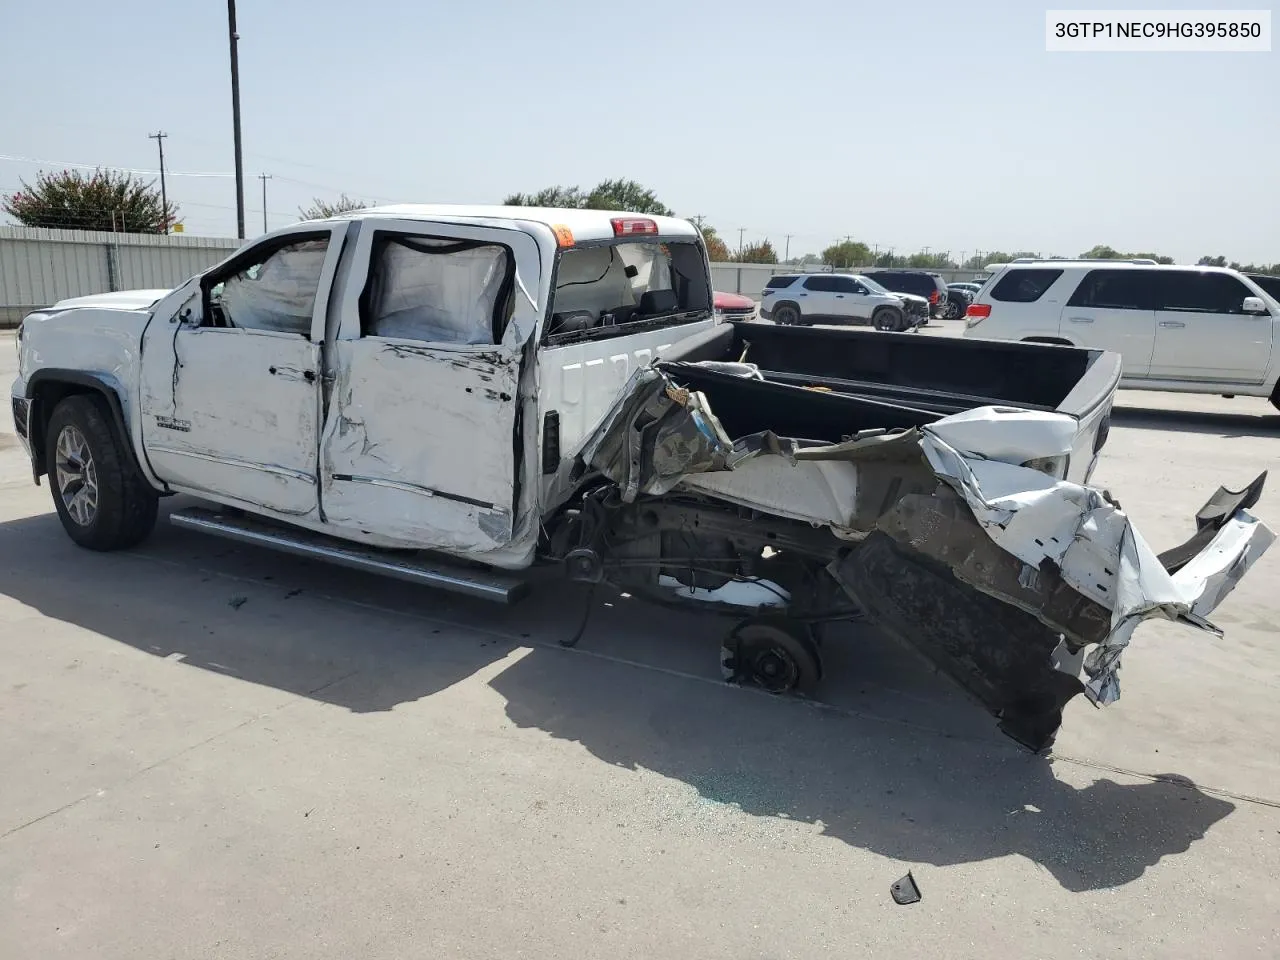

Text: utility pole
xmin=227 ymin=0 xmax=246 ymax=239
xmin=783 ymin=234 xmax=793 ymax=262
xmin=737 ymin=227 xmax=746 ymax=253
xmin=258 ymin=173 xmax=272 ymax=233
xmin=148 ymin=131 xmax=169 ymax=234
xmin=690 ymin=214 xmax=705 ymax=229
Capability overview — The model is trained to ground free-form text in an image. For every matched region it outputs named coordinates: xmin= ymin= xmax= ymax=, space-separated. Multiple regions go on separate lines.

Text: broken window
xmin=546 ymin=241 xmax=710 ymax=339
xmin=360 ymin=235 xmax=513 ymax=345
xmin=212 ymin=238 xmax=329 ymax=336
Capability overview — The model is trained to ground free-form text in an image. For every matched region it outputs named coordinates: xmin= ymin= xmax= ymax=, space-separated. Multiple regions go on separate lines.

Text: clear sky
xmin=2 ymin=0 xmax=1276 ymax=263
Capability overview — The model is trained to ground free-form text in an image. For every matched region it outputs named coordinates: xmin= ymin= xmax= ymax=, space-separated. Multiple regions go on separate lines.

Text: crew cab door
xmin=318 ymin=220 xmax=542 ymax=553
xmin=1148 ymin=270 xmax=1273 ymax=383
xmin=139 ymin=226 xmax=347 ymax=517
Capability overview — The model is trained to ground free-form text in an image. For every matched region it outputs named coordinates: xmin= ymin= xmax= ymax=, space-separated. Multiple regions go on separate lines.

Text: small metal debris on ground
xmin=228 ymin=596 xmax=248 ymax=610
xmin=891 ymin=872 xmax=922 ymax=905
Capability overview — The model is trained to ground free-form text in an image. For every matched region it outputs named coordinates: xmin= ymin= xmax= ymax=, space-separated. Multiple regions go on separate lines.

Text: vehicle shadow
xmin=0 ymin=507 xmax=1235 ymax=893
xmin=1111 ymin=402 xmax=1280 ymax=439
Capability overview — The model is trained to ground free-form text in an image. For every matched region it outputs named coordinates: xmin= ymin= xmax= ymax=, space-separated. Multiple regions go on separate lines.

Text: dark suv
xmin=863 ymin=270 xmax=954 ymax=319
xmin=1245 ymin=273 xmax=1280 ymax=303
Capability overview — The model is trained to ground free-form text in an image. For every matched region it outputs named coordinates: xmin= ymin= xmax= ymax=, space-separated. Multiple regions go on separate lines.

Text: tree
xmin=299 ymin=193 xmax=369 ymax=219
xmin=584 ymin=179 xmax=672 ymax=215
xmin=699 ymin=224 xmax=731 ymax=262
xmin=1079 ymin=244 xmax=1173 ymax=264
xmin=906 ymin=251 xmax=956 ymax=269
xmin=822 ymin=240 xmax=872 ymax=269
xmin=501 ymin=179 xmax=672 ymax=216
xmin=3 ymin=168 xmax=177 ymax=233
xmin=961 ymin=251 xmax=1042 ymax=269
xmin=796 ymin=253 xmax=821 ymax=266
xmin=735 ymin=239 xmax=778 ymax=264
xmin=502 ymin=185 xmax=585 ymax=208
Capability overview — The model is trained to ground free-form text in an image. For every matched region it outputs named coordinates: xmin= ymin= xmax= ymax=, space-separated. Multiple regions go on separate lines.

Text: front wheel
xmin=45 ymin=395 xmax=159 ymax=551
xmin=873 ymin=307 xmax=904 ymax=332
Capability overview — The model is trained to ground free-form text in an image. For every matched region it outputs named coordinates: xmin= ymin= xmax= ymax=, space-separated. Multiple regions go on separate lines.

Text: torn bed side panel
xmin=918 ymin=414 xmax=1275 ymax=706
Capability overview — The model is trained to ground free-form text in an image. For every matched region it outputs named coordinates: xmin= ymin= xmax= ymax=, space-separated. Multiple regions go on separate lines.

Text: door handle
xmin=1067 ymin=316 xmax=1094 ymax=323
xmin=1159 ymin=320 xmax=1186 ymax=329
xmin=835 ymin=295 xmax=845 ymax=299
xmin=267 ymin=366 xmax=317 ymax=382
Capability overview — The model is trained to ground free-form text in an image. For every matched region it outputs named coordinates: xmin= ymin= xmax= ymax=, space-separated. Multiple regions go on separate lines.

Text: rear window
xmin=765 ymin=276 xmax=799 ymax=289
xmin=871 ymin=273 xmax=934 ymax=297
xmin=990 ymin=268 xmax=1063 ymax=303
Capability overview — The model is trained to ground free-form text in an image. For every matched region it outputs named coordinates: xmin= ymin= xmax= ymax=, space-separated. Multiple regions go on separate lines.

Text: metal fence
xmin=0 ymin=226 xmax=241 ymax=327
xmin=0 ymin=225 xmax=991 ymax=328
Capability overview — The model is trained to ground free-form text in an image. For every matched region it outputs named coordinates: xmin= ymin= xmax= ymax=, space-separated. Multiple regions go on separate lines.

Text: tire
xmin=873 ymin=307 xmax=904 ymax=332
xmin=45 ymin=394 xmax=159 ymax=551
xmin=721 ymin=616 xmax=823 ymax=695
xmin=943 ymin=296 xmax=963 ymax=320
xmin=772 ymin=303 xmax=800 ymax=326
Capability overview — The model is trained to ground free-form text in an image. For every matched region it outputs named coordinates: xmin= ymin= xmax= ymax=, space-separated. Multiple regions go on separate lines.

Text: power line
xmin=0 ymin=152 xmax=233 ymax=178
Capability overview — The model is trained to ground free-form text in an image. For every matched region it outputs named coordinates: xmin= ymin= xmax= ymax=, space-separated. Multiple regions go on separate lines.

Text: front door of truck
xmin=318 ymin=220 xmax=543 ymax=554
xmin=139 ymin=226 xmax=347 ymax=517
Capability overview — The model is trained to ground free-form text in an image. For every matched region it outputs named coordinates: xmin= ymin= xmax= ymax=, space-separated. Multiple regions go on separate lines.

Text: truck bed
xmin=657 ymin=321 xmax=1114 ymax=439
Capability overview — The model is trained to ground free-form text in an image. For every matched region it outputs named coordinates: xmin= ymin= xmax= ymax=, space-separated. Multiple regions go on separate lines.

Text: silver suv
xmin=760 ymin=273 xmax=930 ymax=331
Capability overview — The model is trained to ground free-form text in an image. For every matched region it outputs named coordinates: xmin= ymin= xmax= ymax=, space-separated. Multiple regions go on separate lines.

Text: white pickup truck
xmin=9 ymin=205 xmax=1274 ymax=751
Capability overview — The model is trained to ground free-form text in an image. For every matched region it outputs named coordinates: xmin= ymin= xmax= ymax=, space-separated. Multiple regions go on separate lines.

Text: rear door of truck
xmin=317 ymin=218 xmax=543 ymax=553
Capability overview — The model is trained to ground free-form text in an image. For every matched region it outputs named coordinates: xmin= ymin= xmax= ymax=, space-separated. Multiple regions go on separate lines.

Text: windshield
xmin=856 ymin=275 xmax=892 ymax=296
xmin=546 ymin=240 xmax=711 ymax=342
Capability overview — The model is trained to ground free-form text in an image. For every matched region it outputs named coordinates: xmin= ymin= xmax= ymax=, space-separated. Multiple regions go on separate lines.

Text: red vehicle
xmin=713 ymin=290 xmax=757 ymax=321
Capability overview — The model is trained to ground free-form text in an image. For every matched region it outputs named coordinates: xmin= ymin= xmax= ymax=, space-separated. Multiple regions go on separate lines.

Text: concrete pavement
xmin=2 ymin=330 xmax=1279 ymax=958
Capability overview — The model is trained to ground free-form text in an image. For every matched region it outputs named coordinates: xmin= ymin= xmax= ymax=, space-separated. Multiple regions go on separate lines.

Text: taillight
xmin=611 ymin=217 xmax=658 ymax=236
xmin=929 ymin=290 xmax=939 ymax=303
xmin=965 ymin=303 xmax=991 ymax=327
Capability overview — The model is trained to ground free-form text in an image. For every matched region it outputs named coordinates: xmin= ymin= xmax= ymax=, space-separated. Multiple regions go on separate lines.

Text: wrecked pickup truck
xmin=9 ymin=205 xmax=1274 ymax=751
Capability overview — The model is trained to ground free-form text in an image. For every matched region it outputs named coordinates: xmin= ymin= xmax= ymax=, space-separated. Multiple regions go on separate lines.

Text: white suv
xmin=963 ymin=259 xmax=1280 ymax=410
xmin=760 ymin=273 xmax=930 ymax=332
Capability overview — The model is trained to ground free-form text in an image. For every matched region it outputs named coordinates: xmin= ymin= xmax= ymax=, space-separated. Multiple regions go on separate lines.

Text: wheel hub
xmin=55 ymin=425 xmax=99 ymax=527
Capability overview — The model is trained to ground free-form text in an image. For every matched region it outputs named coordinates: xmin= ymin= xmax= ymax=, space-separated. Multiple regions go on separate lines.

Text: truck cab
xmin=14 ymin=206 xmax=716 ymax=570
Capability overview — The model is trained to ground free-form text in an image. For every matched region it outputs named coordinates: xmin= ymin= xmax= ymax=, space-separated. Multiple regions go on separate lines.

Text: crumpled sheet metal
xmin=580 ymin=367 xmax=803 ymax=502
xmin=919 ymin=409 xmax=1275 ymax=705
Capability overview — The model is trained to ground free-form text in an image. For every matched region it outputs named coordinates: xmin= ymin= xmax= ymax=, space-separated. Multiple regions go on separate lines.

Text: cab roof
xmin=319 ymin=203 xmax=700 ymax=243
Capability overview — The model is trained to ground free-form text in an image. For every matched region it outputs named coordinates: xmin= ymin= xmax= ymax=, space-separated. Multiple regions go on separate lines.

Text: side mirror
xmin=1242 ymin=296 xmax=1268 ymax=315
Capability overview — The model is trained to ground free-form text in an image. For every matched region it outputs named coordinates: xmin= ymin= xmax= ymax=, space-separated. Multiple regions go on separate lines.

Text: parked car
xmin=1244 ymin=273 xmax=1280 ymax=303
xmin=713 ymin=290 xmax=757 ymax=322
xmin=963 ymin=259 xmax=1280 ymax=409
xmin=863 ymin=269 xmax=951 ymax=319
xmin=10 ymin=209 xmax=1271 ymax=751
xmin=759 ymin=273 xmax=929 ymax=331
xmin=948 ymin=281 xmax=983 ymax=299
